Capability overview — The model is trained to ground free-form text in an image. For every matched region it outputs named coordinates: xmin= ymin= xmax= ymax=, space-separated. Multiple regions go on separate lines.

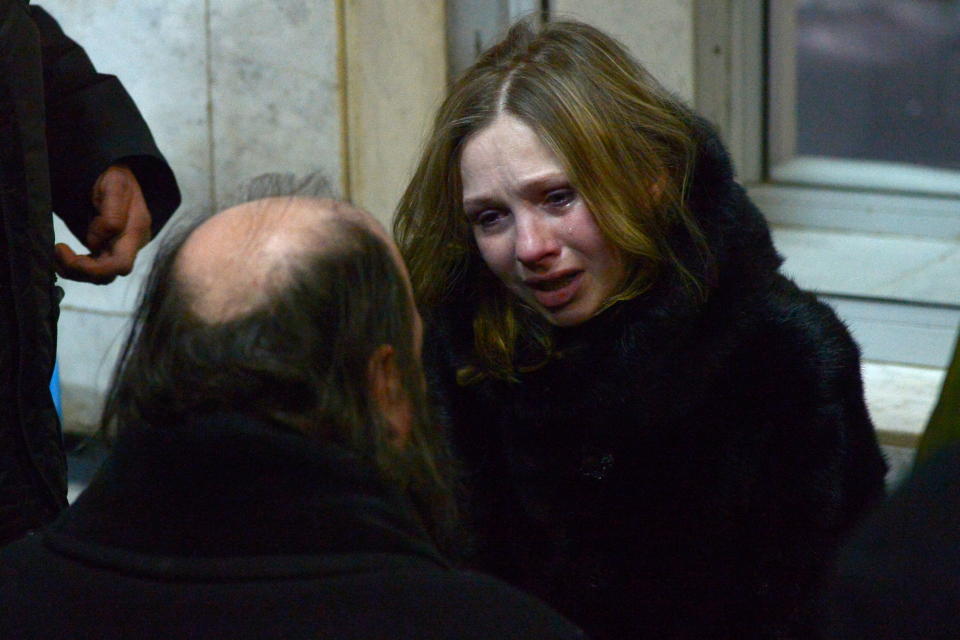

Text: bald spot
xmin=175 ymin=197 xmax=393 ymax=323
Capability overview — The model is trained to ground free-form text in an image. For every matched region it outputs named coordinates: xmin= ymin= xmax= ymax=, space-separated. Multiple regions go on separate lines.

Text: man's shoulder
xmin=381 ymin=565 xmax=587 ymax=639
xmin=0 ymin=531 xmax=48 ymax=577
xmin=0 ymin=536 xmax=584 ymax=640
xmin=312 ymin=560 xmax=586 ymax=638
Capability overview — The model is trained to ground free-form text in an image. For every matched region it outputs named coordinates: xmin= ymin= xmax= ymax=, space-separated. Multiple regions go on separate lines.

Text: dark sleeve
xmin=914 ymin=333 xmax=960 ymax=466
xmin=29 ymin=5 xmax=180 ymax=239
xmin=818 ymin=443 xmax=960 ymax=640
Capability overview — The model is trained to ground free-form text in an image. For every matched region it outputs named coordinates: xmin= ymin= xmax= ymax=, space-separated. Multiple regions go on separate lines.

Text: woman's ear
xmin=367 ymin=344 xmax=412 ymax=447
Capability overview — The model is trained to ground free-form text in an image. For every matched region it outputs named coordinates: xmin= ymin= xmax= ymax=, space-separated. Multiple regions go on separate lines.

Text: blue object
xmin=50 ymin=359 xmax=62 ymax=420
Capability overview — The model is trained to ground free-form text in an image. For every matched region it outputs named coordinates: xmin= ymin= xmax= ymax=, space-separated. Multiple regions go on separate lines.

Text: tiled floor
xmin=862 ymin=361 xmax=944 ymax=444
xmin=772 ymin=226 xmax=960 ymax=306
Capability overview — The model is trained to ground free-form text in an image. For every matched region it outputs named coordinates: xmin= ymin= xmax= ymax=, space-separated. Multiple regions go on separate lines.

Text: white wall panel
xmin=209 ymin=0 xmax=341 ymax=205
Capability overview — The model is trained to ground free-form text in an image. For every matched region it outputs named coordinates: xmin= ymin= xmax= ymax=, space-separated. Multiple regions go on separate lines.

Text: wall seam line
xmin=204 ymin=0 xmax=217 ymax=210
xmin=336 ymin=0 xmax=351 ymax=202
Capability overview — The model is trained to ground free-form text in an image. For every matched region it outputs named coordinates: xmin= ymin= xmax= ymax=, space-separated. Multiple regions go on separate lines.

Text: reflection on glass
xmin=794 ymin=0 xmax=960 ymax=171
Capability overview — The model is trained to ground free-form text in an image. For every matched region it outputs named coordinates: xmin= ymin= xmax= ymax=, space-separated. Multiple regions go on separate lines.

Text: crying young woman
xmin=394 ymin=18 xmax=887 ymax=640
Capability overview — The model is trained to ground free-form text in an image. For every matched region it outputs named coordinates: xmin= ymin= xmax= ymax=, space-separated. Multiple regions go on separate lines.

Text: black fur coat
xmin=423 ymin=123 xmax=888 ymax=639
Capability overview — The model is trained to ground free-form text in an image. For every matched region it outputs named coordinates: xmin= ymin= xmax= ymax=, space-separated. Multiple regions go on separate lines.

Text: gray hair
xmin=219 ymin=172 xmax=338 ymax=210
xmin=156 ymin=171 xmax=339 ymax=249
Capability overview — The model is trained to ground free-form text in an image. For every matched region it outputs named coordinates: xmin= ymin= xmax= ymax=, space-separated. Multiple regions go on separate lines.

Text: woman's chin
xmin=514 ymin=286 xmax=604 ymax=327
xmin=537 ymin=302 xmax=596 ymax=328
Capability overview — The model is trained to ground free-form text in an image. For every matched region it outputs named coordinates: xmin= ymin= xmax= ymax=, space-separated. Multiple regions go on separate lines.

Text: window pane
xmin=788 ymin=0 xmax=960 ymax=171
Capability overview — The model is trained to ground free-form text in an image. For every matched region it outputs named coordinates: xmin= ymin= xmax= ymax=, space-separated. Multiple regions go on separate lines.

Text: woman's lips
xmin=526 ymin=271 xmax=582 ymax=309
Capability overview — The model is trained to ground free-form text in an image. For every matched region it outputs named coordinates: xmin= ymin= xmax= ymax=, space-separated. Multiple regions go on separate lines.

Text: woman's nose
xmin=515 ymin=213 xmax=560 ymax=268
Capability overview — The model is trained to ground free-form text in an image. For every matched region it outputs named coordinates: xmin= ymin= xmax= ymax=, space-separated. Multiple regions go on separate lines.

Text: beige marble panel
xmin=551 ymin=0 xmax=695 ymax=101
xmin=862 ymin=361 xmax=945 ymax=446
xmin=344 ymin=0 xmax=447 ymax=228
xmin=209 ymin=0 xmax=342 ymax=206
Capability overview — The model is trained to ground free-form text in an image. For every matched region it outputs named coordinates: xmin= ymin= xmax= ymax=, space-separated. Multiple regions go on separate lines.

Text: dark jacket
xmin=0 ymin=0 xmax=180 ymax=544
xmin=0 ymin=413 xmax=586 ymax=639
xmin=424 ymin=122 xmax=888 ymax=639
xmin=818 ymin=442 xmax=960 ymax=640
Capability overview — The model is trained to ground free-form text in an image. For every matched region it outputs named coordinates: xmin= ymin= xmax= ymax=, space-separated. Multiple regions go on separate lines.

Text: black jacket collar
xmin=44 ymin=413 xmax=447 ymax=578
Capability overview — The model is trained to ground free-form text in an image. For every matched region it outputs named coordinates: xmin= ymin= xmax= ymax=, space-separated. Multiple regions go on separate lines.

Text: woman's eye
xmin=473 ymin=209 xmax=504 ymax=228
xmin=544 ymin=189 xmax=575 ymax=208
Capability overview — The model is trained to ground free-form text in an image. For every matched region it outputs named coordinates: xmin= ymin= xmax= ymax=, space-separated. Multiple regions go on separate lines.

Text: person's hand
xmin=54 ymin=164 xmax=152 ymax=284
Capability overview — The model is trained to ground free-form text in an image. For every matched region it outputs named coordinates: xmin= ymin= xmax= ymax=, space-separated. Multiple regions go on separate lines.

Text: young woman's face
xmin=460 ymin=114 xmax=625 ymax=327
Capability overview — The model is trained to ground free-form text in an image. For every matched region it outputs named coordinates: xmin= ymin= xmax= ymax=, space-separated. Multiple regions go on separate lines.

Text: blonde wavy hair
xmin=394 ymin=18 xmax=708 ymax=382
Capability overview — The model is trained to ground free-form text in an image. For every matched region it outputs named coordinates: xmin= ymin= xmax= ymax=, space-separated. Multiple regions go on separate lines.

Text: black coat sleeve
xmin=29 ymin=4 xmax=180 ymax=239
xmin=818 ymin=442 xmax=960 ymax=640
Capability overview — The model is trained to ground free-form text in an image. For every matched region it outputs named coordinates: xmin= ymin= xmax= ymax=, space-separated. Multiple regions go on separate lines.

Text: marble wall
xmin=39 ymin=0 xmax=341 ymax=429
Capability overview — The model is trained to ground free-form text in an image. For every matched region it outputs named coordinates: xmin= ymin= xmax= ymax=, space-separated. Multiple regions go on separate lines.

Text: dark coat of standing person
xmin=0 ymin=175 xmax=585 ymax=640
xmin=394 ymin=19 xmax=888 ymax=639
xmin=0 ymin=0 xmax=180 ymax=545
xmin=818 ymin=441 xmax=960 ymax=639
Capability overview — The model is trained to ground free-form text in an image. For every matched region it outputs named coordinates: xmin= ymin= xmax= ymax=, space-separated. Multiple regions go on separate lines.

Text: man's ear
xmin=367 ymin=344 xmax=412 ymax=447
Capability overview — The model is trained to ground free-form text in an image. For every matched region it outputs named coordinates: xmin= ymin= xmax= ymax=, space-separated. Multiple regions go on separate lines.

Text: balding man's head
xmin=174 ymin=197 xmax=384 ymax=323
xmin=104 ymin=173 xmax=427 ymax=448
xmin=101 ymin=172 xmax=457 ymax=555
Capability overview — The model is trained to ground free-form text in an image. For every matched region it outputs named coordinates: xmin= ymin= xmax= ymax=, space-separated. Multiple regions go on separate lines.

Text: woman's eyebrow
xmin=463 ymin=172 xmax=568 ymax=209
xmin=513 ymin=173 xmax=569 ymax=199
xmin=462 ymin=195 xmax=501 ymax=210
xmin=522 ymin=173 xmax=566 ymax=189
